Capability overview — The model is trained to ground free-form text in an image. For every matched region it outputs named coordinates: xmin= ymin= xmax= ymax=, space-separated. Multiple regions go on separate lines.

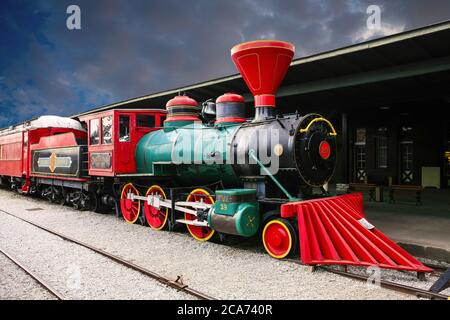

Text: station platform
xmin=329 ymin=186 xmax=450 ymax=263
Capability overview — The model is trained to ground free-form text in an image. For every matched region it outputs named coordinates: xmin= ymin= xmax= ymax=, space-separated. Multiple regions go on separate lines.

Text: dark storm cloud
xmin=0 ymin=0 xmax=449 ymax=127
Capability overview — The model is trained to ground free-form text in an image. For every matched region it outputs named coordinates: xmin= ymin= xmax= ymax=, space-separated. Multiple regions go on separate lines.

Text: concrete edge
xmin=397 ymin=242 xmax=450 ymax=263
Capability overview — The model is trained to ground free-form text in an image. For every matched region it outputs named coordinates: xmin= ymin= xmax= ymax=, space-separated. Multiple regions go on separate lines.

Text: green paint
xmin=234 ymin=202 xmax=259 ymax=237
xmin=135 ymin=122 xmax=241 ymax=186
xmin=216 ymin=189 xmax=257 ymax=196
xmin=212 ymin=188 xmax=259 ymax=237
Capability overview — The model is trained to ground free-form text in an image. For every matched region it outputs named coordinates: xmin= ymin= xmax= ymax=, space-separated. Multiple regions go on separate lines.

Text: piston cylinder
xmin=208 ymin=189 xmax=259 ymax=237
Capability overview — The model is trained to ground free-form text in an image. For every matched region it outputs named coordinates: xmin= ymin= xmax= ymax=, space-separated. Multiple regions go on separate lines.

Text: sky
xmin=0 ymin=0 xmax=450 ymax=127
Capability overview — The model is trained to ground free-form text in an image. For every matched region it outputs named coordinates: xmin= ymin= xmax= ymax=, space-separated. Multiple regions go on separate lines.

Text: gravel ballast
xmin=1 ymin=188 xmax=443 ymax=300
xmin=0 ymin=205 xmax=192 ymax=300
xmin=0 ymin=253 xmax=57 ymax=300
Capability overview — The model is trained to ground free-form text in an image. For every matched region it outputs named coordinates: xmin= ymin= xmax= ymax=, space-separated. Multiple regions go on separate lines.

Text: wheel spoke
xmin=144 ymin=185 xmax=168 ymax=230
xmin=185 ymin=189 xmax=214 ymax=241
xmin=120 ymin=183 xmax=140 ymax=224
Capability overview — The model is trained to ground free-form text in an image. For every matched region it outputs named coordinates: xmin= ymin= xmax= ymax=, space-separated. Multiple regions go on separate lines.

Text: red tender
xmin=0 ymin=127 xmax=86 ymax=179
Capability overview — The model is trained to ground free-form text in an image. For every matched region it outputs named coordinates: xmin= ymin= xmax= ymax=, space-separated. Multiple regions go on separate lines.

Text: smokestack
xmin=231 ymin=40 xmax=295 ymax=121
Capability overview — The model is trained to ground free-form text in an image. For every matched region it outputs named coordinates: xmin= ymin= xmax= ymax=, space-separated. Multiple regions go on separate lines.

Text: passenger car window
xmin=119 ymin=116 xmax=130 ymax=142
xmin=102 ymin=116 xmax=113 ymax=144
xmin=136 ymin=115 xmax=155 ymax=128
xmin=90 ymin=119 xmax=100 ymax=145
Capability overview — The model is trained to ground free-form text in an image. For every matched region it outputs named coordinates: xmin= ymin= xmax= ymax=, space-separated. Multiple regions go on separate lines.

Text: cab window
xmin=90 ymin=119 xmax=100 ymax=145
xmin=119 ymin=115 xmax=130 ymax=142
xmin=136 ymin=114 xmax=155 ymax=128
xmin=102 ymin=116 xmax=113 ymax=144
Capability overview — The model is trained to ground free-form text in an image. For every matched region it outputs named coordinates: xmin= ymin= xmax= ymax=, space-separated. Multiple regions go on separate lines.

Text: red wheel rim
xmin=263 ymin=220 xmax=292 ymax=259
xmin=185 ymin=189 xmax=215 ymax=241
xmin=143 ymin=185 xmax=168 ymax=230
xmin=120 ymin=183 xmax=141 ymax=224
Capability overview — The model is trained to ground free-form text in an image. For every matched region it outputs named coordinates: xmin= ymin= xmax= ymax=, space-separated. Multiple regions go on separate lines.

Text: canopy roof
xmin=73 ymin=20 xmax=450 ymax=118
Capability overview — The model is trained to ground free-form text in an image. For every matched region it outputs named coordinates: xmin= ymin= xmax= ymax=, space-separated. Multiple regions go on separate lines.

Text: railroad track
xmin=286 ymin=259 xmax=449 ymax=300
xmin=0 ymin=209 xmax=215 ymax=300
xmin=422 ymin=262 xmax=449 ymax=275
xmin=2 ymin=203 xmax=448 ymax=301
xmin=0 ymin=247 xmax=66 ymax=300
xmin=321 ymin=266 xmax=449 ymax=300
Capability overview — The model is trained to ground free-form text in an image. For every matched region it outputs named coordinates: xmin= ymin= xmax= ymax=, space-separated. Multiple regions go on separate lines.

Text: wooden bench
xmin=348 ymin=183 xmax=377 ymax=201
xmin=336 ymin=183 xmax=350 ymax=195
xmin=389 ymin=185 xmax=422 ymax=205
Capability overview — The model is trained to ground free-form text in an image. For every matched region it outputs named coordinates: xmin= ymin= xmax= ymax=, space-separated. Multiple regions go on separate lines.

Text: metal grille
xmin=376 ymin=134 xmax=388 ymax=169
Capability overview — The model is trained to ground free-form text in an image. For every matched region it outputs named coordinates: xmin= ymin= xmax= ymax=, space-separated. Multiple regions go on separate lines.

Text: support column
xmin=342 ymin=112 xmax=349 ymax=183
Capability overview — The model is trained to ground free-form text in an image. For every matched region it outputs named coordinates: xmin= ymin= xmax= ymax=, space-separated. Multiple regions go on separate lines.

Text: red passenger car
xmin=0 ymin=116 xmax=87 ymax=191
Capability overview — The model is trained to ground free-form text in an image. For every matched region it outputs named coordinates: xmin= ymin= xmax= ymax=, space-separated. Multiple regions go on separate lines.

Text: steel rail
xmin=286 ymin=259 xmax=449 ymax=300
xmin=0 ymin=209 xmax=215 ymax=300
xmin=321 ymin=266 xmax=449 ymax=300
xmin=0 ymin=247 xmax=66 ymax=300
xmin=423 ymin=262 xmax=449 ymax=273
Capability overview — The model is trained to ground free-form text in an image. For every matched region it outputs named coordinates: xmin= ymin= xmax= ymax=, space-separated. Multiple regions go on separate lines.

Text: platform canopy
xmin=73 ymin=20 xmax=450 ymax=119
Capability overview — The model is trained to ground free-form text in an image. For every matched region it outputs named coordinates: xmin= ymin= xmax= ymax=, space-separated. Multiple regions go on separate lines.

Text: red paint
xmin=165 ymin=95 xmax=200 ymax=123
xmin=216 ymin=92 xmax=245 ymax=103
xmin=79 ymin=109 xmax=166 ymax=177
xmin=119 ymin=183 xmax=140 ymax=223
xmin=164 ymin=116 xmax=202 ymax=122
xmin=21 ymin=179 xmax=32 ymax=193
xmin=184 ymin=189 xmax=215 ymax=241
xmin=231 ymin=40 xmax=295 ymax=108
xmin=143 ymin=186 xmax=168 ymax=230
xmin=264 ymin=222 xmax=291 ymax=256
xmin=214 ymin=117 xmax=246 ymax=124
xmin=0 ymin=127 xmax=87 ymax=179
xmin=31 ymin=174 xmax=89 ymax=182
xmin=280 ymin=193 xmax=432 ymax=272
xmin=319 ymin=140 xmax=331 ymax=160
xmin=254 ymin=95 xmax=276 ymax=108
xmin=0 ymin=131 xmax=25 ymax=177
xmin=166 ymin=95 xmax=198 ymax=107
xmin=30 ymin=132 xmax=83 ymax=150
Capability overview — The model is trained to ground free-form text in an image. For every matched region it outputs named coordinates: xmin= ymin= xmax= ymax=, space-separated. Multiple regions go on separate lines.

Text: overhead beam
xmin=73 ymin=21 xmax=450 ymax=118
xmin=276 ymin=56 xmax=450 ymax=98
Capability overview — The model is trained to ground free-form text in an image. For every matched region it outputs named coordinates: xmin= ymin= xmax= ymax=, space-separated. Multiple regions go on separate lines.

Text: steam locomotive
xmin=0 ymin=40 xmax=337 ymax=259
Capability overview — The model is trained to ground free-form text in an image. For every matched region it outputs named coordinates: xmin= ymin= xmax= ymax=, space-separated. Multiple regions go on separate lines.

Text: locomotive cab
xmin=79 ymin=109 xmax=167 ymax=177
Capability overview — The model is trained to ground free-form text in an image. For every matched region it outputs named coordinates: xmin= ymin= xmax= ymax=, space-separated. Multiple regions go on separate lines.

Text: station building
xmin=75 ymin=21 xmax=450 ymax=191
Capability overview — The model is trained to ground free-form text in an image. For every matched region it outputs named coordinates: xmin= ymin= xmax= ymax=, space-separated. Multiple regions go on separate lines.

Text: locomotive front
xmin=229 ymin=40 xmax=336 ymax=195
xmin=135 ymin=40 xmax=337 ymax=198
